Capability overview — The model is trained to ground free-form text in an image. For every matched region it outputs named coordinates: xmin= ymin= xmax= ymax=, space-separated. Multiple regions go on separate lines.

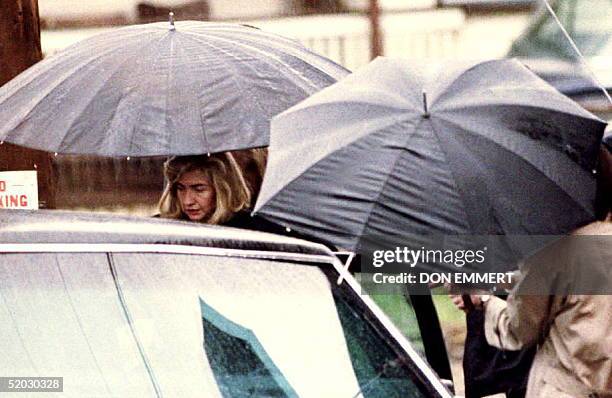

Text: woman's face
xmin=176 ymin=169 xmax=216 ymax=221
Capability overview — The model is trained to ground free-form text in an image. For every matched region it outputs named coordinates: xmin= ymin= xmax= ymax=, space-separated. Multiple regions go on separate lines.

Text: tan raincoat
xmin=484 ymin=221 xmax=612 ymax=398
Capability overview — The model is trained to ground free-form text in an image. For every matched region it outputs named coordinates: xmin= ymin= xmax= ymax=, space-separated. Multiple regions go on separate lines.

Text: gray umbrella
xmin=0 ymin=20 xmax=348 ymax=156
xmin=254 ymin=57 xmax=606 ymax=253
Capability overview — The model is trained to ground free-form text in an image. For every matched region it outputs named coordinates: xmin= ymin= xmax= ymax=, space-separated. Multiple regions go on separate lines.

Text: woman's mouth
xmin=185 ymin=209 xmax=202 ymax=218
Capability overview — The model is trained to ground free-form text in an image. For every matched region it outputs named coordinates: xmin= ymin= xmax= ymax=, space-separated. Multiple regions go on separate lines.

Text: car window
xmin=516 ymin=0 xmax=612 ymax=58
xmin=0 ymin=253 xmax=158 ymax=397
xmin=532 ymin=0 xmax=574 ymax=58
xmin=570 ymin=0 xmax=612 ymax=55
xmin=370 ymin=288 xmax=425 ymax=356
xmin=330 ymin=286 xmax=429 ymax=398
xmin=0 ymin=251 xmax=440 ymax=397
xmin=201 ymin=298 xmax=297 ymax=397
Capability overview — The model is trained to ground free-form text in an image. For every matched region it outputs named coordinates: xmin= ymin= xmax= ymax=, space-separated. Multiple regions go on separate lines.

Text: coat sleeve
xmin=483 ymin=294 xmax=553 ymax=351
xmin=483 ymin=241 xmax=568 ymax=350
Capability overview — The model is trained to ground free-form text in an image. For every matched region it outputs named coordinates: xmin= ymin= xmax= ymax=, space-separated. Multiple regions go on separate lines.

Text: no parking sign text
xmin=0 ymin=171 xmax=38 ymax=210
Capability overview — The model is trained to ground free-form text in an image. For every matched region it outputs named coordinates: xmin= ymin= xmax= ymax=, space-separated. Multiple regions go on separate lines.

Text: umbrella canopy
xmin=254 ymin=57 xmax=606 ymax=252
xmin=0 ymin=21 xmax=348 ymax=157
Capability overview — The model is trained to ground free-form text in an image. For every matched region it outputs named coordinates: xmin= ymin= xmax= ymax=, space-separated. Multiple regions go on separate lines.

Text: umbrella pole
xmin=422 ymin=90 xmax=430 ymax=118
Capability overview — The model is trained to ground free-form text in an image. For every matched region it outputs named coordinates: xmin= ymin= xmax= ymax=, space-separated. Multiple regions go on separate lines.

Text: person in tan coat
xmin=454 ymin=144 xmax=612 ymax=398
xmin=482 ymin=221 xmax=612 ymax=398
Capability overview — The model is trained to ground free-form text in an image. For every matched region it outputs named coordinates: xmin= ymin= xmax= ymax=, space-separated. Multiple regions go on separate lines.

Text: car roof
xmin=0 ymin=209 xmax=454 ymax=397
xmin=0 ymin=209 xmax=332 ymax=257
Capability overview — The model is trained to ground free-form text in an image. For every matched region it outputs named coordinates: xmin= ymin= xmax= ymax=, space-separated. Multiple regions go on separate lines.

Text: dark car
xmin=0 ymin=210 xmax=454 ymax=397
xmin=509 ymin=0 xmax=612 ymax=125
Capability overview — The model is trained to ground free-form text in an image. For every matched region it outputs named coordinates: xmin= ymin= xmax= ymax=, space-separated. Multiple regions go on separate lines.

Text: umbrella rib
xmin=434 ymin=113 xmax=594 ymax=216
xmin=197 ymin=25 xmax=305 ymax=48
xmin=202 ymin=27 xmax=303 ymax=52
xmin=3 ymin=39 xmax=149 ymax=147
xmin=430 ymin=59 xmax=600 ymax=120
xmin=181 ymin=30 xmax=323 ymax=94
xmin=195 ymin=94 xmax=211 ymax=153
xmin=437 ymin=91 xmax=598 ymax=119
xmin=0 ymin=28 xmax=146 ymax=102
xmin=176 ymin=33 xmax=258 ymax=139
xmin=283 ymin=90 xmax=420 ymax=117
xmin=123 ymin=33 xmax=174 ymax=156
xmin=429 ymin=59 xmax=515 ymax=107
xmin=56 ymin=35 xmax=167 ymax=154
xmin=427 ymin=119 xmax=480 ymax=233
xmin=207 ymin=28 xmax=349 ymax=78
xmin=118 ymin=31 xmax=171 ymax=155
xmin=352 ymin=120 xmax=423 ymax=245
xmin=179 ymin=32 xmax=326 ymax=149
xmin=163 ymin=32 xmax=176 ymax=155
xmin=256 ymin=111 xmax=415 ymax=215
xmin=170 ymin=33 xmax=211 ymax=153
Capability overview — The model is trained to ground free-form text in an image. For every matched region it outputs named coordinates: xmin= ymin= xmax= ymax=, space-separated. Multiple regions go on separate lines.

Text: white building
xmin=38 ymin=0 xmax=289 ymax=22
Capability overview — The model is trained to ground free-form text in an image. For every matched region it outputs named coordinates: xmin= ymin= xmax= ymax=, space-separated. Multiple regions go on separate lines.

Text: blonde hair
xmin=232 ymin=148 xmax=268 ymax=199
xmin=158 ymin=152 xmax=251 ymax=224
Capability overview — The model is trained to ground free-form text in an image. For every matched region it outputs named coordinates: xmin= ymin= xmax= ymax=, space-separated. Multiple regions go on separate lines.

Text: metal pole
xmin=369 ymin=0 xmax=383 ymax=59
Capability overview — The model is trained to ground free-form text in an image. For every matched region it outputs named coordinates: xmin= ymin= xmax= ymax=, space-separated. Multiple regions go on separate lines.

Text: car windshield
xmin=511 ymin=0 xmax=612 ymax=58
xmin=0 ymin=251 xmax=437 ymax=397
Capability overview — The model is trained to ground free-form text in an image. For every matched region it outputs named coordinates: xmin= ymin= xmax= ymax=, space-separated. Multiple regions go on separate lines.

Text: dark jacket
xmin=223 ymin=211 xmax=290 ymax=235
xmin=224 ymin=211 xmax=336 ymax=249
xmin=154 ymin=211 xmax=336 ymax=249
xmin=464 ymin=305 xmax=535 ymax=398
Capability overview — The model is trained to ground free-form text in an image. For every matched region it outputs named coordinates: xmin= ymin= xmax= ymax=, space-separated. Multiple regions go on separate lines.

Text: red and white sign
xmin=0 ymin=171 xmax=38 ymax=210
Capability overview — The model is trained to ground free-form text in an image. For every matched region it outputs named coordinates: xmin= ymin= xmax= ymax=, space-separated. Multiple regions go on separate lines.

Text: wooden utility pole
xmin=369 ymin=0 xmax=383 ymax=59
xmin=0 ymin=0 xmax=56 ymax=209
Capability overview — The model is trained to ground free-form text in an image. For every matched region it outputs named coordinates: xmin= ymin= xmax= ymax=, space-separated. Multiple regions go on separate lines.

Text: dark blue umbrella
xmin=0 ymin=20 xmax=348 ymax=156
xmin=254 ymin=57 xmax=606 ymax=253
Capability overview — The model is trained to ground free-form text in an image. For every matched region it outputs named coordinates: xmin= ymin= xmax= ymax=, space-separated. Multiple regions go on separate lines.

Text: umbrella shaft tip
xmin=422 ymin=90 xmax=429 ymax=116
xmin=169 ymin=11 xmax=176 ymax=30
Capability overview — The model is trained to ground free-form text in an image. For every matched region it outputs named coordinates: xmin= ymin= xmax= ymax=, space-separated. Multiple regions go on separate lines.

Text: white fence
xmin=247 ymin=10 xmax=464 ymax=70
xmin=42 ymin=9 xmax=465 ymax=70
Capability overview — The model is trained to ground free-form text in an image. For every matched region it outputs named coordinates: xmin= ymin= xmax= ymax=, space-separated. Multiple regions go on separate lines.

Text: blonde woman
xmin=158 ymin=152 xmax=249 ymax=223
xmin=157 ymin=150 xmax=286 ymax=233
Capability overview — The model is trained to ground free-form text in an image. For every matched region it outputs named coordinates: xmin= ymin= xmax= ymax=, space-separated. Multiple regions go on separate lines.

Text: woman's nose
xmin=183 ymin=190 xmax=196 ymax=205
